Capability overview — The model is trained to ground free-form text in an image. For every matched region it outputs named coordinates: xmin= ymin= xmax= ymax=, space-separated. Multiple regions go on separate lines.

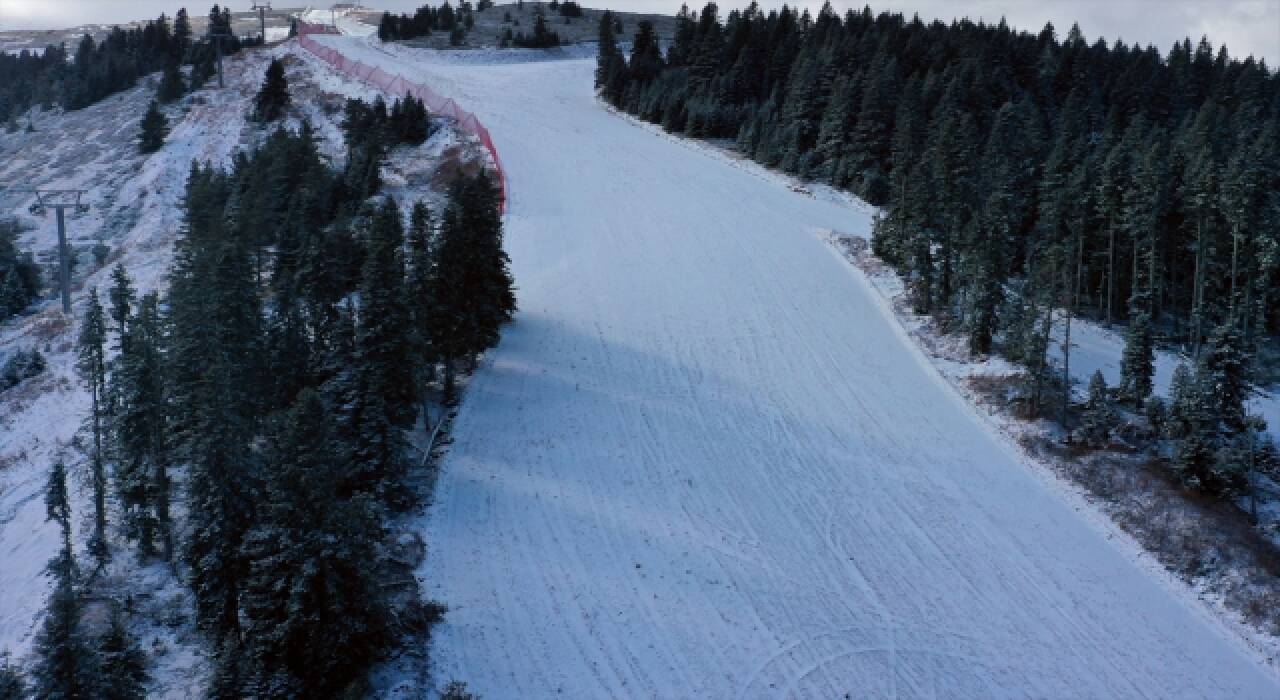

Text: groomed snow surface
xmin=309 ymin=35 xmax=1280 ymax=698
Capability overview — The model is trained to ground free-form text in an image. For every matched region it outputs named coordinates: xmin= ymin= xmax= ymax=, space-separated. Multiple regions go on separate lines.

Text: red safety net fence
xmin=296 ymin=21 xmax=507 ymax=212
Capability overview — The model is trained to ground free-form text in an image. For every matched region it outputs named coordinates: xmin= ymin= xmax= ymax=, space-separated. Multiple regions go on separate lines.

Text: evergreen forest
xmin=597 ymin=2 xmax=1280 ymax=498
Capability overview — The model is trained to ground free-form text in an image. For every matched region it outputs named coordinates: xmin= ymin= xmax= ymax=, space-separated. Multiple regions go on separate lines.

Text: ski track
xmin=320 ymin=35 xmax=1279 ymax=699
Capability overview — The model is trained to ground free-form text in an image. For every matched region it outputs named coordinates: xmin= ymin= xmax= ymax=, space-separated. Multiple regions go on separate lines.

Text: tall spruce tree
xmin=105 ymin=264 xmax=135 ymax=416
xmin=1081 ymin=370 xmax=1116 ymax=446
xmin=406 ymin=201 xmax=437 ymax=419
xmin=357 ymin=197 xmax=416 ymax=426
xmin=76 ymin=289 xmax=109 ymax=566
xmin=0 ymin=218 xmax=42 ymax=324
xmin=1196 ymin=322 xmax=1251 ymax=434
xmin=93 ymin=606 xmax=148 ymax=700
xmin=254 ymin=58 xmax=290 ymax=122
xmin=138 ymin=101 xmax=168 ymax=154
xmin=169 ymin=161 xmax=263 ymax=649
xmin=240 ymin=390 xmax=388 ymax=697
xmin=595 ymin=10 xmax=627 ymax=105
xmin=428 ymin=172 xmax=515 ymax=401
xmin=157 ymin=59 xmax=185 ymax=103
xmin=114 ymin=292 xmax=172 ymax=559
xmin=31 ymin=460 xmax=95 ymax=700
xmin=1118 ymin=312 xmax=1155 ymax=405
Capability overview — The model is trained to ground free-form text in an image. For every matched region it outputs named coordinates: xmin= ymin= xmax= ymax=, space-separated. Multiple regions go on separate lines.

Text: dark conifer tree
xmin=240 ymin=390 xmax=388 ymax=697
xmin=1081 ymin=370 xmax=1116 ymax=446
xmin=1196 ymin=322 xmax=1251 ymax=434
xmin=169 ymin=162 xmax=263 ymax=649
xmin=76 ymin=289 xmax=110 ymax=566
xmin=93 ymin=606 xmax=148 ymax=700
xmin=157 ymin=60 xmax=186 ymax=103
xmin=1118 ymin=311 xmax=1155 ymax=405
xmin=114 ymin=292 xmax=172 ymax=560
xmin=406 ymin=201 xmax=437 ymax=414
xmin=254 ymin=59 xmax=290 ymax=123
xmin=174 ymin=8 xmax=193 ymax=59
xmin=428 ymin=172 xmax=515 ymax=400
xmin=0 ymin=219 xmax=42 ymax=322
xmin=595 ymin=11 xmax=627 ymax=105
xmin=107 ymin=264 xmax=136 ymax=361
xmin=358 ymin=197 xmax=417 ymax=426
xmin=138 ymin=101 xmax=168 ymax=154
xmin=31 ymin=460 xmax=95 ymax=700
xmin=0 ymin=652 xmax=25 ymax=700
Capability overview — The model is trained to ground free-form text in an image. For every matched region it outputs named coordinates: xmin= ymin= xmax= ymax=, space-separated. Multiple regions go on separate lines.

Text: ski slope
xmin=313 ymin=36 xmax=1280 ymax=698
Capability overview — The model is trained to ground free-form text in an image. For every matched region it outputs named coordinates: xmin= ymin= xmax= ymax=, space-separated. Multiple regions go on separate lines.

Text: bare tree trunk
xmin=1062 ymin=228 xmax=1084 ymax=442
xmin=88 ymin=382 xmax=107 ymax=566
xmin=1230 ymin=225 xmax=1240 ymax=318
xmin=1106 ymin=222 xmax=1115 ymax=324
xmin=1192 ymin=216 xmax=1206 ymax=358
xmin=443 ymin=356 xmax=457 ymax=406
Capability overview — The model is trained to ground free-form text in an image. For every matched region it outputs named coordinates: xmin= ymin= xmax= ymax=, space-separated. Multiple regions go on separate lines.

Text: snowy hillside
xmin=0 ymin=39 xmax=483 ymax=696
xmin=0 ymin=53 xmax=266 ymax=667
xmin=304 ymin=33 xmax=1280 ymax=697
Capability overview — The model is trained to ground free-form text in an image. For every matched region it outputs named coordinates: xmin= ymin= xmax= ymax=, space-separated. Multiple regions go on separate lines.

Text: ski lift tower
xmin=251 ymin=1 xmax=271 ymax=42
xmin=2 ymin=188 xmax=90 ymax=315
xmin=207 ymin=30 xmax=235 ymax=87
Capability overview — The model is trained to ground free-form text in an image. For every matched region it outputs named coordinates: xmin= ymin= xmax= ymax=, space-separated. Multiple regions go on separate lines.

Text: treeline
xmin=17 ymin=97 xmax=511 ymax=696
xmin=552 ymin=1 xmax=585 ymax=19
xmin=598 ymin=4 xmax=1280 ymax=499
xmin=377 ymin=0 xmax=479 ymax=42
xmin=1 ymin=4 xmax=257 ymax=124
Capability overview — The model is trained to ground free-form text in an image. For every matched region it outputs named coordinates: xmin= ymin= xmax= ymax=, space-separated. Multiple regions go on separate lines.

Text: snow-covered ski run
xmin=327 ymin=35 xmax=1279 ymax=699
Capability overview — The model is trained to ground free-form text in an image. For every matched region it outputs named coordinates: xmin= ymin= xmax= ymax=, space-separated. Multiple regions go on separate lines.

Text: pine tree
xmin=427 ymin=172 xmax=515 ymax=401
xmin=169 ymin=163 xmax=263 ymax=645
xmin=157 ymin=59 xmax=185 ymax=103
xmin=93 ymin=606 xmax=148 ymax=700
xmin=1166 ymin=363 xmax=1197 ymax=439
xmin=1118 ymin=311 xmax=1155 ymax=405
xmin=0 ymin=218 xmax=42 ymax=322
xmin=1081 ymin=370 xmax=1116 ymax=446
xmin=240 ymin=390 xmax=388 ymax=697
xmin=1196 ymin=322 xmax=1250 ymax=434
xmin=173 ymin=8 xmax=192 ymax=59
xmin=595 ymin=11 xmax=627 ymax=105
xmin=1173 ymin=414 xmax=1222 ymax=494
xmin=406 ymin=201 xmax=437 ymax=417
xmin=1145 ymin=396 xmax=1168 ymax=438
xmin=107 ymin=264 xmax=134 ymax=335
xmin=1166 ymin=363 xmax=1243 ymax=496
xmin=357 ymin=197 xmax=416 ymax=426
xmin=114 ymin=293 xmax=171 ymax=559
xmin=138 ymin=101 xmax=167 ymax=154
xmin=31 ymin=460 xmax=96 ymax=700
xmin=76 ymin=289 xmax=109 ymax=566
xmin=254 ymin=58 xmax=290 ymax=122
xmin=927 ymin=106 xmax=979 ymax=309
xmin=0 ymin=652 xmax=25 ymax=700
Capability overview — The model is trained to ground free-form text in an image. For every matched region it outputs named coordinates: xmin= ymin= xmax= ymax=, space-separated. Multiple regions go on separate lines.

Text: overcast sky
xmin=2 ymin=0 xmax=1277 ymax=62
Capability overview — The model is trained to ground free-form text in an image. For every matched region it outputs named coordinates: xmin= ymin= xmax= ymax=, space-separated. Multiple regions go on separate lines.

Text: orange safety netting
xmin=297 ymin=21 xmax=507 ymax=212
